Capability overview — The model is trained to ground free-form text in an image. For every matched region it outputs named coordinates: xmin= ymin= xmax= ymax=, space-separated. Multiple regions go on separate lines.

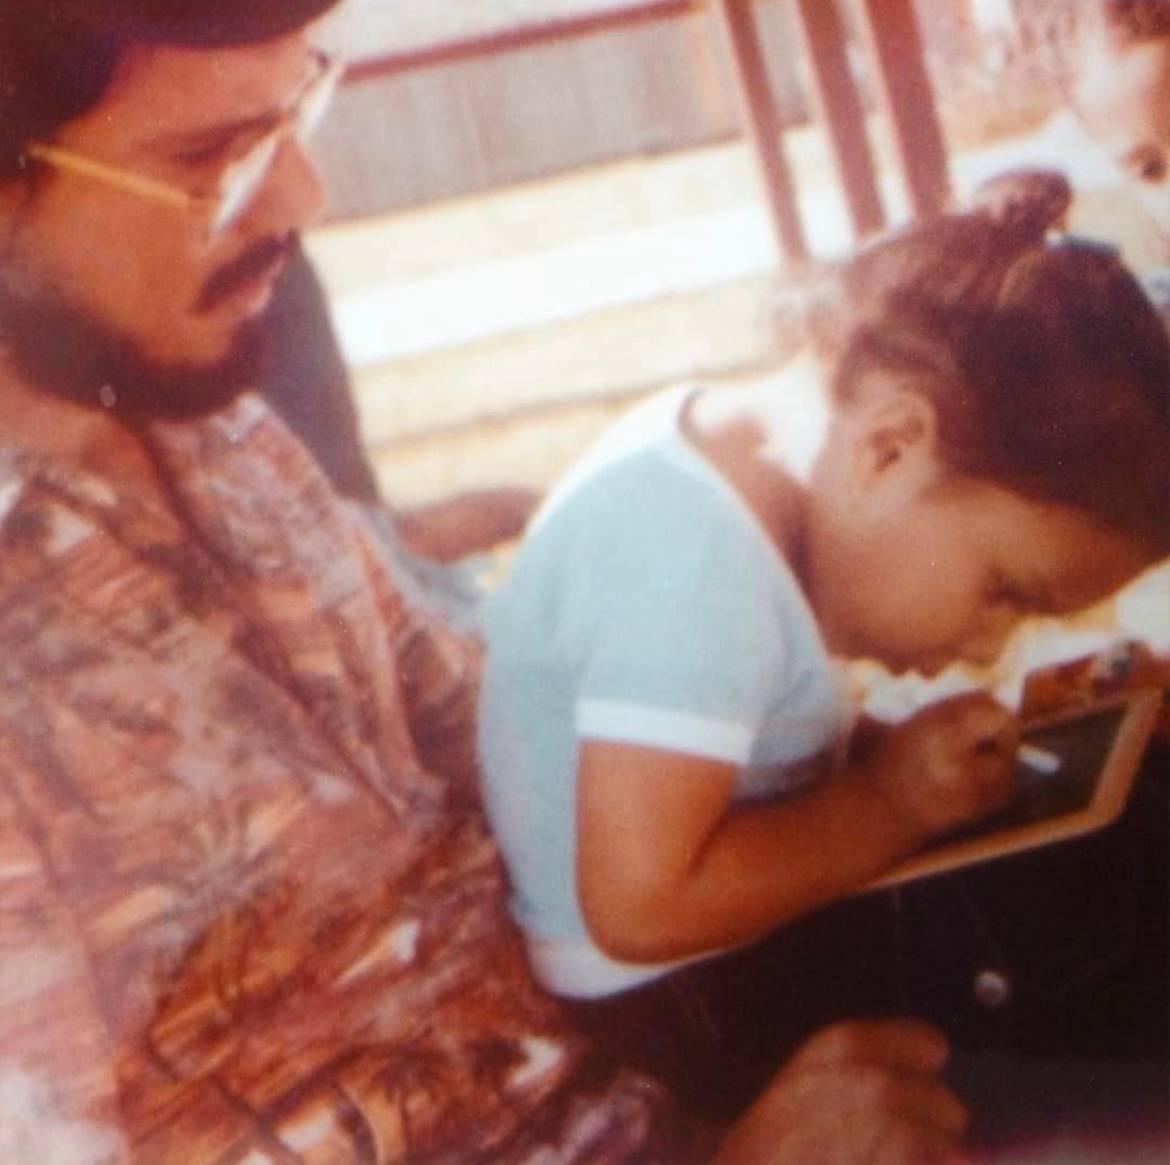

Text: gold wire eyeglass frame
xmin=23 ymin=52 xmax=343 ymax=239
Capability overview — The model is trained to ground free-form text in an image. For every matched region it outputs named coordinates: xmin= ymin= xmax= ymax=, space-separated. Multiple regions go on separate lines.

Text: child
xmin=1027 ymin=0 xmax=1169 ymax=256
xmin=478 ymin=204 xmax=1170 ymax=1116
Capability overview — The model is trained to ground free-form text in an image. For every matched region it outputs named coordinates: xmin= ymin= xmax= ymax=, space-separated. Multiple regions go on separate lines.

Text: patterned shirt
xmin=0 ymin=395 xmax=686 ymax=1164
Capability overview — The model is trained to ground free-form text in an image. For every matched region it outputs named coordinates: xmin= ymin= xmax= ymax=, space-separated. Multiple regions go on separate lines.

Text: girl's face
xmin=804 ymin=400 xmax=1152 ymax=674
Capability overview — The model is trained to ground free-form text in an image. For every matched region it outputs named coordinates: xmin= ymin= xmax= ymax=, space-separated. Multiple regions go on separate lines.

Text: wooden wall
xmin=313 ymin=2 xmax=812 ymax=222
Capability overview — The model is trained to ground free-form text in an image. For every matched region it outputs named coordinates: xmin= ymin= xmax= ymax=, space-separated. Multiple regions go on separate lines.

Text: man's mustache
xmin=196 ymin=235 xmax=292 ymax=313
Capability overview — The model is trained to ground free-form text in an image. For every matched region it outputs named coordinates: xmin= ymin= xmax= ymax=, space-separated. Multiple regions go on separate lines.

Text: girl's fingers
xmin=951 ymin=694 xmax=1018 ymax=748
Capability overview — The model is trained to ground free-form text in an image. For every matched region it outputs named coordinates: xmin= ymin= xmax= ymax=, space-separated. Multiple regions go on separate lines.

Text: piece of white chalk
xmin=1018 ymin=742 xmax=1062 ymax=775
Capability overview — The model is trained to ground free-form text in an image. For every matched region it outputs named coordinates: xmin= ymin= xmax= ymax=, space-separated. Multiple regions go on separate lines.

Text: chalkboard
xmin=863 ymin=688 xmax=1164 ymax=892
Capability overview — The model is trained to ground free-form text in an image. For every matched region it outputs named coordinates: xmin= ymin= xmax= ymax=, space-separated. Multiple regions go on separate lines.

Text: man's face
xmin=0 ymin=32 xmax=326 ymax=413
xmin=1073 ymin=32 xmax=1170 ymax=251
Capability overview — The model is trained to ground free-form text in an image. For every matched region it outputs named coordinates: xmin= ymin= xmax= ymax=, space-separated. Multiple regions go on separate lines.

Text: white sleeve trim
xmin=526 ymin=933 xmax=697 ymax=998
xmin=576 ymin=698 xmax=754 ymax=764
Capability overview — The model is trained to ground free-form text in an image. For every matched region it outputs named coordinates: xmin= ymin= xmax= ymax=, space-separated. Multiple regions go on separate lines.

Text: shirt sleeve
xmin=563 ymin=471 xmax=785 ymax=767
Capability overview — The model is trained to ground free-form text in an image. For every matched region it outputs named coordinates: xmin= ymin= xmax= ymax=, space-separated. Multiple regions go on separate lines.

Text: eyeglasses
xmin=24 ymin=52 xmax=343 ymax=239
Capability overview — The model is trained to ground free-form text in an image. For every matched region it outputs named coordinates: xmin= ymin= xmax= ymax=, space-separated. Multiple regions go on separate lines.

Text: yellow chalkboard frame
xmin=864 ymin=687 xmax=1164 ymax=892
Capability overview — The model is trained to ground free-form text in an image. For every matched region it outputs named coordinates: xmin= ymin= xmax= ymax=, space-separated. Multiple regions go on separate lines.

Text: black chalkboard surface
xmin=863 ymin=687 xmax=1164 ymax=891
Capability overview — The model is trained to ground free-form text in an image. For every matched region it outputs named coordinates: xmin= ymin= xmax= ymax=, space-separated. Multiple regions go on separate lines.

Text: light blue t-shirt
xmin=479 ymin=388 xmax=851 ymax=997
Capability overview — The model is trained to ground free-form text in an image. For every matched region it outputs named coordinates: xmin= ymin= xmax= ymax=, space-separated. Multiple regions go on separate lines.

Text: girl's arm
xmin=577 ymin=692 xmax=1017 ymax=963
xmin=395 ymin=487 xmax=541 ymax=562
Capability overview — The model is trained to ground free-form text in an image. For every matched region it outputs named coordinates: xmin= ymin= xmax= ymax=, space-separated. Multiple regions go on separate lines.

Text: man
xmin=0 ymin=2 xmax=971 ymax=1162
xmin=1041 ymin=0 xmax=1169 ymax=252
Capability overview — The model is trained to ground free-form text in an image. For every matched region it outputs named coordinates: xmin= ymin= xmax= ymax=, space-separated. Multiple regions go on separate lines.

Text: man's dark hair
xmin=0 ymin=0 xmax=343 ymax=179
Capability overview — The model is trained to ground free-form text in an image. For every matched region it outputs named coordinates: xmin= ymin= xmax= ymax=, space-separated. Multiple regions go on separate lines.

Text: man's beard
xmin=0 ymin=266 xmax=271 ymax=426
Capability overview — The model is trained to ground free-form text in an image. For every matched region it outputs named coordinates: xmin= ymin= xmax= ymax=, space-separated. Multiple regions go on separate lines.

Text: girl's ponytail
xmin=823 ymin=185 xmax=1170 ymax=555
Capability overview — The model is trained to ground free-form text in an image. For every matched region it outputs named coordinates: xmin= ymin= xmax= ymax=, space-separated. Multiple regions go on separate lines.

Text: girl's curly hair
xmin=812 ymin=181 xmax=1170 ymax=556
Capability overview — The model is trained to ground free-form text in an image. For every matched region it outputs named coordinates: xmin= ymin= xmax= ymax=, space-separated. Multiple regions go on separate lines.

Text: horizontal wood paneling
xmin=313 ymin=4 xmax=810 ymax=221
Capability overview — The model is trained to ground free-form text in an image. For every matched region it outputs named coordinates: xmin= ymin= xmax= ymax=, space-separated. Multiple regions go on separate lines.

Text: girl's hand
xmin=864 ymin=693 xmax=1019 ymax=840
xmin=576 ymin=696 xmax=1016 ymax=959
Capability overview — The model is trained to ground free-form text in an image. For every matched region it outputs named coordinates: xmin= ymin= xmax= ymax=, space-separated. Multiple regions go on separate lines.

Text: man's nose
xmin=241 ymin=134 xmax=326 ymax=237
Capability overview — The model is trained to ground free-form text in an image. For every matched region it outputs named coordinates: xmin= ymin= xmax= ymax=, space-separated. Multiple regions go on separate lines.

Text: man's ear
xmin=846 ymin=389 xmax=940 ymax=494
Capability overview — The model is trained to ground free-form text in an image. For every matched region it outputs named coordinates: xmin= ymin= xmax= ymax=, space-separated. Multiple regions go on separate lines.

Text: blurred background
xmin=307 ymin=0 xmax=1166 ymax=510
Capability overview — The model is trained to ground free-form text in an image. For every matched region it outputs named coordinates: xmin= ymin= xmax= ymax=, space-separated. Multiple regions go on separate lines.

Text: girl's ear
xmin=846 ymin=389 xmax=941 ymax=495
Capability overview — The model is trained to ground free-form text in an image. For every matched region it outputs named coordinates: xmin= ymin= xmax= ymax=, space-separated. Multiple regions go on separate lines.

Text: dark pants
xmin=565 ymin=740 xmax=1170 ymax=1143
xmin=563 ymin=932 xmax=848 ymax=1125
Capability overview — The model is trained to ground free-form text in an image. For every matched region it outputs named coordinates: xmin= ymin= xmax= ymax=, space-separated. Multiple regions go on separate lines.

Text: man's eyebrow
xmin=146 ymin=53 xmax=327 ymax=156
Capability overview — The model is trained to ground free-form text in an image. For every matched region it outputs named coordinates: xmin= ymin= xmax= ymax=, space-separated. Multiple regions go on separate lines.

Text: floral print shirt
xmin=0 ymin=396 xmax=682 ymax=1165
